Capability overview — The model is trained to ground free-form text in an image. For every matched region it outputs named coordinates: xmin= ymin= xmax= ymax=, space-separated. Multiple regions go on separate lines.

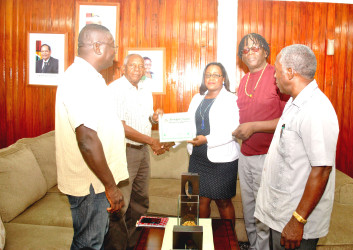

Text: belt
xmin=126 ymin=143 xmax=145 ymax=150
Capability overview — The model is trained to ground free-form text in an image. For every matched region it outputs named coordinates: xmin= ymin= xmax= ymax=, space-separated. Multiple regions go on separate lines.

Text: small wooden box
xmin=181 ymin=172 xmax=200 ymax=195
xmin=173 ymin=225 xmax=203 ymax=250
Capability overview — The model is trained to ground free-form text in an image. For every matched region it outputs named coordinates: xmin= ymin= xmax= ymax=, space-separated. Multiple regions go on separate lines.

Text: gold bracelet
xmin=293 ymin=211 xmax=307 ymax=224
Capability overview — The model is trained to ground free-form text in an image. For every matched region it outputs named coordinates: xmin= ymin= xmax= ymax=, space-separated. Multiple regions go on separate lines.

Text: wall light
xmin=327 ymin=39 xmax=334 ymax=55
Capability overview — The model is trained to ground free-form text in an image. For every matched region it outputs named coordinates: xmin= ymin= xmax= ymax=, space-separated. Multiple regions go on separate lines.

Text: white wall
xmin=216 ymin=0 xmax=238 ymax=92
xmin=216 ymin=0 xmax=352 ymax=91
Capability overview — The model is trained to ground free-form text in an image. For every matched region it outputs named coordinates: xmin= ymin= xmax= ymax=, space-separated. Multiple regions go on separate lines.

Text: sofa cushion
xmin=10 ymin=192 xmax=72 ymax=228
xmin=4 ymin=222 xmax=73 ymax=250
xmin=17 ymin=131 xmax=57 ymax=190
xmin=149 ymin=141 xmax=189 ymax=179
xmin=318 ymin=202 xmax=353 ymax=247
xmin=148 ymin=178 xmax=243 ymax=218
xmin=148 ymin=179 xmax=181 ymax=216
xmin=0 ymin=144 xmax=47 ymax=222
xmin=47 ymin=184 xmax=61 ymax=193
xmin=335 ymin=170 xmax=353 ymax=205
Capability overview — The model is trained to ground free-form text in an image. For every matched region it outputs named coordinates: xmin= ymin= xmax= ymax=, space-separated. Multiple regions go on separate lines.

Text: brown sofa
xmin=0 ymin=131 xmax=352 ymax=249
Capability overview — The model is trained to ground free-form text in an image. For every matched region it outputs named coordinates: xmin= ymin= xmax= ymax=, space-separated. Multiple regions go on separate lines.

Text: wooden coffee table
xmin=134 ymin=219 xmax=240 ymax=249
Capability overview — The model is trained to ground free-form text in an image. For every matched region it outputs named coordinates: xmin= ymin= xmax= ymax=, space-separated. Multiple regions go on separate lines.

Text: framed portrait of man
xmin=27 ymin=32 xmax=68 ymax=86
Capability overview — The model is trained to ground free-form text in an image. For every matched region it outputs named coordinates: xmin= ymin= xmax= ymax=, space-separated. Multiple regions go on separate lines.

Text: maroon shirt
xmin=237 ymin=64 xmax=288 ymax=156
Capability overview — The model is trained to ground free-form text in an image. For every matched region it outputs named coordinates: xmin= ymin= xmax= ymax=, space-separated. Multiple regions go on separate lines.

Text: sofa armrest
xmin=335 ymin=169 xmax=353 ymax=205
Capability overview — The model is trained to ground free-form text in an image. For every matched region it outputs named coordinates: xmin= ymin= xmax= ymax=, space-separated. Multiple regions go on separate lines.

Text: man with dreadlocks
xmin=233 ymin=33 xmax=289 ymax=250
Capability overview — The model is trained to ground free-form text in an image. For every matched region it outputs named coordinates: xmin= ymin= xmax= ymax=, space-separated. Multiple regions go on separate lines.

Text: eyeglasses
xmin=99 ymin=42 xmax=119 ymax=53
xmin=205 ymin=73 xmax=223 ymax=79
xmin=78 ymin=41 xmax=119 ymax=53
xmin=242 ymin=45 xmax=261 ymax=55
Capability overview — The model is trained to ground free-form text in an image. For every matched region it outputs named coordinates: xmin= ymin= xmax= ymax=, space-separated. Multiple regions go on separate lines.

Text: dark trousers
xmin=271 ymin=229 xmax=319 ymax=250
xmin=104 ymin=146 xmax=150 ymax=249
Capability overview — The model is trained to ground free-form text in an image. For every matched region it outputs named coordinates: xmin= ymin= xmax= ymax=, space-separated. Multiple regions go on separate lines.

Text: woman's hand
xmin=187 ymin=135 xmax=207 ymax=146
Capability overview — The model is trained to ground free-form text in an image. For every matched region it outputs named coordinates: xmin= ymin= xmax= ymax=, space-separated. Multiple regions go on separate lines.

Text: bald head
xmin=77 ymin=24 xmax=116 ymax=72
xmin=123 ymin=54 xmax=143 ymax=66
xmin=78 ymin=24 xmax=112 ymax=56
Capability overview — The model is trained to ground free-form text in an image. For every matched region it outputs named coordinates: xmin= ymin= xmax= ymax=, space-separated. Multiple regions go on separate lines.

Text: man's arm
xmin=232 ymin=118 xmax=280 ymax=141
xmin=280 ymin=165 xmax=332 ymax=249
xmin=76 ymin=125 xmax=124 ymax=213
xmin=122 ymin=121 xmax=164 ymax=155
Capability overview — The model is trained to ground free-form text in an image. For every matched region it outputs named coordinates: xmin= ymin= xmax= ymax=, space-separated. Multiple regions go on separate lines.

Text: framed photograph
xmin=75 ymin=1 xmax=120 ymax=61
xmin=28 ymin=32 xmax=68 ymax=86
xmin=126 ymin=48 xmax=166 ymax=94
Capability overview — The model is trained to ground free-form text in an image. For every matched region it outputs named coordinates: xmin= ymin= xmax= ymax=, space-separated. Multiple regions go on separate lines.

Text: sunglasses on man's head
xmin=242 ymin=46 xmax=261 ymax=55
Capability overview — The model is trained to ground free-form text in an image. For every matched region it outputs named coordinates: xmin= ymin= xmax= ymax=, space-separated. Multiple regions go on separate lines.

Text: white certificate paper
xmin=159 ymin=112 xmax=195 ymax=142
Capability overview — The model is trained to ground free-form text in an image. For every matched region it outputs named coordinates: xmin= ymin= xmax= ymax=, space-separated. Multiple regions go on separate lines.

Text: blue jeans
xmin=67 ymin=184 xmax=109 ymax=250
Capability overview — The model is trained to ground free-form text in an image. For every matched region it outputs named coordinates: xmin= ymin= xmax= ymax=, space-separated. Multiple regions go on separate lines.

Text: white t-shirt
xmin=55 ymin=57 xmax=128 ymax=196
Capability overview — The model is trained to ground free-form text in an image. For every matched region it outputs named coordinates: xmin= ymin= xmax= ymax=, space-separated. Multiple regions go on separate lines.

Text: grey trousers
xmin=103 ymin=179 xmax=131 ymax=250
xmin=104 ymin=145 xmax=150 ymax=249
xmin=271 ymin=229 xmax=319 ymax=250
xmin=238 ymin=153 xmax=270 ymax=250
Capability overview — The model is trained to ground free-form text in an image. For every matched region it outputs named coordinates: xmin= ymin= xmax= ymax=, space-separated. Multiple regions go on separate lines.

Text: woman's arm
xmin=207 ymin=93 xmax=239 ymax=148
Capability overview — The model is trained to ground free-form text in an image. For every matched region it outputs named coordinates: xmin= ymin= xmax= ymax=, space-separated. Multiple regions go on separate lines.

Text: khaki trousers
xmin=238 ymin=153 xmax=270 ymax=250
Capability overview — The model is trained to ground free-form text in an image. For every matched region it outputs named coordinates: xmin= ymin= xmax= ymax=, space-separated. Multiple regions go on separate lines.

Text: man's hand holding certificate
xmin=159 ymin=112 xmax=195 ymax=142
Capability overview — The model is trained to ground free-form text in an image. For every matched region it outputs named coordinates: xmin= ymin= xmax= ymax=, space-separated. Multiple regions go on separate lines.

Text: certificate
xmin=159 ymin=112 xmax=195 ymax=142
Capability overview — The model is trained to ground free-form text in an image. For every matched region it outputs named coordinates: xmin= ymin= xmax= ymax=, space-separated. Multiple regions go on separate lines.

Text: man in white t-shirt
xmin=55 ymin=24 xmax=128 ymax=249
xmin=255 ymin=44 xmax=339 ymax=250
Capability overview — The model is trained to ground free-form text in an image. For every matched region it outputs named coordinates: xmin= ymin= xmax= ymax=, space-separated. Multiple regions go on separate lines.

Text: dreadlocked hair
xmin=237 ymin=33 xmax=270 ymax=59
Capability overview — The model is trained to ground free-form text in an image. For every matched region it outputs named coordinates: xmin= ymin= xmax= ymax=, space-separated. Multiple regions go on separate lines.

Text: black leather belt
xmin=126 ymin=143 xmax=145 ymax=150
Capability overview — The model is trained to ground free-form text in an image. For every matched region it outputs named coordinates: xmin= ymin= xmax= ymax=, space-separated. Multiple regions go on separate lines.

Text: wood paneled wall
xmin=1 ymin=0 xmax=352 ymax=177
xmin=0 ymin=0 xmax=218 ymax=146
xmin=117 ymin=0 xmax=218 ymax=115
xmin=237 ymin=0 xmax=353 ymax=177
xmin=0 ymin=0 xmax=75 ymax=148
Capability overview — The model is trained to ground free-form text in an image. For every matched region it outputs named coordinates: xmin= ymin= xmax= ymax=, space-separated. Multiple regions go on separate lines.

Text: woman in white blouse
xmin=187 ymin=62 xmax=240 ymax=226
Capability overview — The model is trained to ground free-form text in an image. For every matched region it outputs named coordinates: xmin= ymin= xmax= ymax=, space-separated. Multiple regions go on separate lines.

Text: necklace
xmin=199 ymin=97 xmax=216 ymax=130
xmin=244 ymin=63 xmax=268 ymax=98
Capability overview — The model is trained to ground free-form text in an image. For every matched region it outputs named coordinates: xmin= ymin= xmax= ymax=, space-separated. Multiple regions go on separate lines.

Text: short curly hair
xmin=279 ymin=44 xmax=317 ymax=79
xmin=237 ymin=33 xmax=270 ymax=59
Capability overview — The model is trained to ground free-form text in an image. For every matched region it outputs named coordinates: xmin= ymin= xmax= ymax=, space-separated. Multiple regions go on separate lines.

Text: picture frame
xmin=126 ymin=48 xmax=166 ymax=94
xmin=27 ymin=32 xmax=68 ymax=86
xmin=75 ymin=1 xmax=120 ymax=61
